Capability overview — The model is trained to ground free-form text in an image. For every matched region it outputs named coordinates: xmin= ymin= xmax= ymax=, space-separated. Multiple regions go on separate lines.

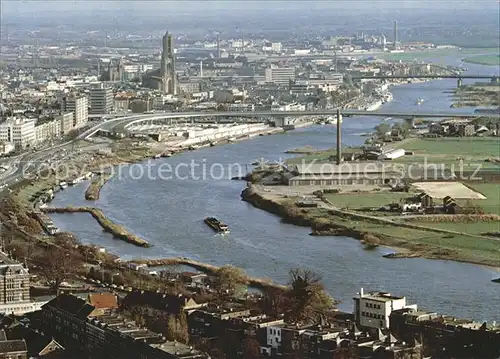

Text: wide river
xmin=50 ymin=54 xmax=500 ymax=321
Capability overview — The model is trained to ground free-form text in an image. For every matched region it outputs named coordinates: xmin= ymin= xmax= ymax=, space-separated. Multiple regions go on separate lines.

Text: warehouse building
xmin=285 ymin=162 xmax=403 ymax=186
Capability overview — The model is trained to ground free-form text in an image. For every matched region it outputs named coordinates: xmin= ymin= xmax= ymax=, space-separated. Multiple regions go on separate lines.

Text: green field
xmin=325 ymin=192 xmax=412 ymax=210
xmin=393 ymin=138 xmax=500 ymax=160
xmin=462 ymin=54 xmax=500 ymax=66
xmin=319 ymin=212 xmax=500 ymax=266
xmin=467 ymin=183 xmax=500 ymax=215
xmin=411 ymin=221 xmax=499 ymax=235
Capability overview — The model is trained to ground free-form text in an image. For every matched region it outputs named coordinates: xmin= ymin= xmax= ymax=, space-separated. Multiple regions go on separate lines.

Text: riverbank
xmin=128 ymin=257 xmax=288 ymax=291
xmin=85 ymin=172 xmax=113 ymax=200
xmin=462 ymin=54 xmax=500 ymax=66
xmin=451 ymin=83 xmax=500 ymax=108
xmin=240 ymin=185 xmax=500 ymax=267
xmin=42 ymin=206 xmax=151 ymax=247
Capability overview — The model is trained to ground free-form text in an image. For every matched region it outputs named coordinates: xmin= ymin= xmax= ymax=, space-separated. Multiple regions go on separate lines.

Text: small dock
xmin=32 ymin=211 xmax=59 ymax=235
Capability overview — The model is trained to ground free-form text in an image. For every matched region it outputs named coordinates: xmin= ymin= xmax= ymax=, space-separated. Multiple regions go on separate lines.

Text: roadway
xmin=90 ymin=109 xmax=499 ymax=134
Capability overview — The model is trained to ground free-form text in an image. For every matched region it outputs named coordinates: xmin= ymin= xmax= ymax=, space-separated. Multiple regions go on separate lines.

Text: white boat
xmin=59 ymin=181 xmax=68 ymax=189
xmin=416 ymin=98 xmax=424 ymax=105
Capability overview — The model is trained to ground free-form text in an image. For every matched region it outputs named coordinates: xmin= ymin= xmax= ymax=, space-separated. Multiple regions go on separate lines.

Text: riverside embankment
xmin=42 ymin=206 xmax=150 ymax=247
xmin=129 ymin=257 xmax=288 ymax=291
xmin=240 ymin=185 xmax=500 ymax=267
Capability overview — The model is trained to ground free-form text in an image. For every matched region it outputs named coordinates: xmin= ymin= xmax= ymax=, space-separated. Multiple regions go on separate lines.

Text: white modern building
xmin=0 ymin=118 xmax=36 ymax=149
xmin=58 ymin=112 xmax=75 ymax=135
xmin=265 ymin=66 xmax=296 ymax=85
xmin=353 ymin=288 xmax=417 ymax=329
xmin=35 ymin=119 xmax=62 ymax=144
xmin=63 ymin=94 xmax=88 ymax=128
xmin=89 ymin=84 xmax=113 ymax=115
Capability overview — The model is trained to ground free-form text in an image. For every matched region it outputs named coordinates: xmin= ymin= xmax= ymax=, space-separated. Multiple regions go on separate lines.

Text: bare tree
xmin=36 ymin=247 xmax=81 ymax=292
xmin=286 ymin=268 xmax=335 ymax=324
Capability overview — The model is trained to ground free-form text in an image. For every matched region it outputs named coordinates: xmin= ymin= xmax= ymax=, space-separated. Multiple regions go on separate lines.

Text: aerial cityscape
xmin=0 ymin=1 xmax=499 ymax=358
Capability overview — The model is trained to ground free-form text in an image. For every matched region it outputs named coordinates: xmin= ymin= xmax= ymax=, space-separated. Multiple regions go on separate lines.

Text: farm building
xmin=378 ymin=148 xmax=406 ymax=160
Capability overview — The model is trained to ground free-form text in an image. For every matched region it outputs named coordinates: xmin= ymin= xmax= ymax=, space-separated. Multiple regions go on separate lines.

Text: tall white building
xmin=34 ymin=119 xmax=62 ymax=144
xmin=0 ymin=118 xmax=36 ymax=149
xmin=89 ymin=84 xmax=113 ymax=115
xmin=353 ymin=288 xmax=416 ymax=329
xmin=63 ymin=95 xmax=88 ymax=128
xmin=265 ymin=66 xmax=296 ymax=85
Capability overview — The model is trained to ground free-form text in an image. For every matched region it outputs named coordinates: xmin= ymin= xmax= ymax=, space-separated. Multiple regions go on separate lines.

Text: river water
xmin=49 ymin=56 xmax=500 ymax=321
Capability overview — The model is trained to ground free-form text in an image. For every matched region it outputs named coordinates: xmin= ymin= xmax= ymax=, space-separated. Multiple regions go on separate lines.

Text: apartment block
xmin=35 ymin=119 xmax=61 ymax=144
xmin=63 ymin=95 xmax=88 ymax=128
xmin=58 ymin=112 xmax=75 ymax=135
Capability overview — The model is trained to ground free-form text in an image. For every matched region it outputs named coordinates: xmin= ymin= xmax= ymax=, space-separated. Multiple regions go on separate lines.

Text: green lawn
xmin=325 ymin=192 xmax=412 ymax=209
xmin=411 ymin=221 xmax=499 ymax=235
xmin=467 ymin=183 xmax=500 ymax=215
xmin=393 ymin=138 xmax=500 ymax=160
xmin=338 ymin=216 xmax=500 ymax=266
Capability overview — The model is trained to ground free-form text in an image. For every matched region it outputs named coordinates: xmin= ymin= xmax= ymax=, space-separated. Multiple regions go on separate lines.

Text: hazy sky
xmin=2 ymin=0 xmax=499 ymax=16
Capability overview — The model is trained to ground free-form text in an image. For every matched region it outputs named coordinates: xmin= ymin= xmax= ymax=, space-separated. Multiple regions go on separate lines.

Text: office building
xmin=89 ymin=84 xmax=113 ymax=115
xmin=265 ymin=66 xmax=296 ymax=85
xmin=142 ymin=31 xmax=177 ymax=94
xmin=0 ymin=118 xmax=36 ymax=149
xmin=353 ymin=288 xmax=416 ymax=329
xmin=63 ymin=95 xmax=88 ymax=128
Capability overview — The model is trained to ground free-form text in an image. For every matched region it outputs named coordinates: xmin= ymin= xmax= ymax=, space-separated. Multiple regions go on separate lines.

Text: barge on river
xmin=204 ymin=217 xmax=230 ymax=234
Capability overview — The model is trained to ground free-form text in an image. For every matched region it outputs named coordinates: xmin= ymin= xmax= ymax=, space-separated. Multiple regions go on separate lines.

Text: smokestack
xmin=216 ymin=34 xmax=221 ymax=59
xmin=336 ymin=108 xmax=342 ymax=165
xmin=360 ymin=288 xmax=364 ymax=297
xmin=200 ymin=61 xmax=203 ymax=77
xmin=393 ymin=20 xmax=398 ymax=49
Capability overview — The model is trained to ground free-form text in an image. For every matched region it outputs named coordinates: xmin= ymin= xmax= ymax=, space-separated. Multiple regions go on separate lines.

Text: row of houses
xmin=429 ymin=120 xmax=499 ymax=137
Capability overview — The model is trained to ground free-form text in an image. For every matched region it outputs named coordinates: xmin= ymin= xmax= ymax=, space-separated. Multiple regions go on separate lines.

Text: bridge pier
xmin=404 ymin=117 xmax=415 ymax=128
xmin=457 ymin=78 xmax=463 ymax=88
xmin=336 ymin=109 xmax=342 ymax=165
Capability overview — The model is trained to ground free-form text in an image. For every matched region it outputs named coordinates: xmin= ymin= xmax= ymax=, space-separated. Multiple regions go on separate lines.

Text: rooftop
xmin=88 ymin=293 xmax=118 ymax=310
xmin=293 ymin=162 xmax=397 ymax=175
xmin=357 ymin=291 xmax=405 ymax=302
xmin=151 ymin=341 xmax=205 ymax=358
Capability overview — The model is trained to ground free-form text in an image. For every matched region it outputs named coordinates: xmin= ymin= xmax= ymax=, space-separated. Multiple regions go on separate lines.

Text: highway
xmin=91 ymin=109 xmax=498 ymax=134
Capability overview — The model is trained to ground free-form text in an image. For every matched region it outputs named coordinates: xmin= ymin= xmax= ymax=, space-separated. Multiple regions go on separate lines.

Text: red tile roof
xmin=88 ymin=293 xmax=118 ymax=309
